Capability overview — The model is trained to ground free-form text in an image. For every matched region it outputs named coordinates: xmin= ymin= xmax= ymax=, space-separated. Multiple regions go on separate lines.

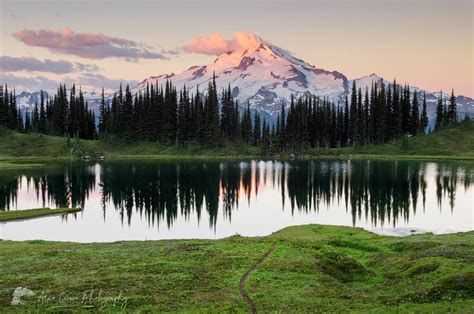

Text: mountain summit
xmin=135 ymin=41 xmax=349 ymax=116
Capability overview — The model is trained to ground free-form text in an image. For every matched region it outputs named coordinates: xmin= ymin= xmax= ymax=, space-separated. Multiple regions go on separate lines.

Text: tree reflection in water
xmin=0 ymin=160 xmax=471 ymax=228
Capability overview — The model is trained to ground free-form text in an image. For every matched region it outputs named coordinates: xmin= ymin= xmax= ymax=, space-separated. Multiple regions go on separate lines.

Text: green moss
xmin=400 ymin=272 xmax=474 ymax=303
xmin=427 ymin=272 xmax=474 ymax=300
xmin=316 ymin=251 xmax=374 ymax=282
xmin=0 ymin=224 xmax=472 ymax=312
xmin=406 ymin=260 xmax=441 ymax=277
xmin=328 ymin=239 xmax=381 ymax=252
xmin=390 ymin=240 xmax=441 ymax=252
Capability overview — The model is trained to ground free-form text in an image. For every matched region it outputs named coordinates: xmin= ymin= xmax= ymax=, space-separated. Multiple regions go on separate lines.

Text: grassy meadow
xmin=0 ymin=224 xmax=472 ymax=312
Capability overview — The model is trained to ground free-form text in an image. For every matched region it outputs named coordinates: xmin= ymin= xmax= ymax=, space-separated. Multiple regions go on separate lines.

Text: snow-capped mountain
xmin=13 ymin=40 xmax=474 ymax=124
xmin=135 ymin=42 xmax=349 ymax=117
xmin=134 ymin=42 xmax=473 ymax=121
xmin=15 ymin=91 xmax=50 ymax=111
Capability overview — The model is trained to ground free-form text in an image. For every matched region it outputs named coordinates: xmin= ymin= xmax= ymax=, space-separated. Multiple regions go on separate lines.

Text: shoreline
xmin=1 ymin=153 xmax=473 ymax=171
xmin=1 ymin=121 xmax=472 ymax=169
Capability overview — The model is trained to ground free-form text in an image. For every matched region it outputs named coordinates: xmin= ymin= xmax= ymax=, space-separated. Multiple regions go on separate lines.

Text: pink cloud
xmin=13 ymin=28 xmax=166 ymax=60
xmin=183 ymin=32 xmax=266 ymax=55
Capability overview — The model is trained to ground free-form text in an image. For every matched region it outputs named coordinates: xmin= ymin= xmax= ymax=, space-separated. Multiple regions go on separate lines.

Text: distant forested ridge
xmin=0 ymin=75 xmax=465 ymax=151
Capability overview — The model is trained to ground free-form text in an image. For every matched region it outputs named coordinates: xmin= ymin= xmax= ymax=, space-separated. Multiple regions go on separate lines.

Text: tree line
xmin=0 ymin=76 xmax=462 ymax=150
xmin=0 ymin=84 xmax=96 ymax=139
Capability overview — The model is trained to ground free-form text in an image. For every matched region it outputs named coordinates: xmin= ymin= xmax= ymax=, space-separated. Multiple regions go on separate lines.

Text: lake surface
xmin=0 ymin=160 xmax=472 ymax=242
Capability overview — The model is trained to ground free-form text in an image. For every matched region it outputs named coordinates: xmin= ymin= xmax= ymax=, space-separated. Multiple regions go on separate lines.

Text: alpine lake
xmin=1 ymin=159 xmax=472 ymax=242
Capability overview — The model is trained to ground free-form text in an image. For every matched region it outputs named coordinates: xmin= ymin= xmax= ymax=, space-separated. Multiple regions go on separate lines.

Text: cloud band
xmin=13 ymin=28 xmax=167 ymax=60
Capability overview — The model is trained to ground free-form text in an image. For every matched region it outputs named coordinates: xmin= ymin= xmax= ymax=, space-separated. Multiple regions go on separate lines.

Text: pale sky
xmin=0 ymin=0 xmax=472 ymax=96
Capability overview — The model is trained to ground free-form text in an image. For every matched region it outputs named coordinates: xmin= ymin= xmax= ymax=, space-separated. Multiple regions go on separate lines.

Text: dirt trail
xmin=239 ymin=243 xmax=277 ymax=314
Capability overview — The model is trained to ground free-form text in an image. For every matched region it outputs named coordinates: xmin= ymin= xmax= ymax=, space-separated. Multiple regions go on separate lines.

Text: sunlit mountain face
xmin=136 ymin=40 xmax=349 ymax=117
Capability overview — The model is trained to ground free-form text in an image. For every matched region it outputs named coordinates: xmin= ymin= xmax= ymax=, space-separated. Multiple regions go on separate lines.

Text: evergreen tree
xmin=336 ymin=105 xmax=344 ymax=147
xmin=442 ymin=99 xmax=449 ymax=126
xmin=241 ymin=102 xmax=252 ymax=145
xmin=353 ymin=87 xmax=362 ymax=145
xmin=39 ymin=90 xmax=46 ymax=134
xmin=410 ymin=90 xmax=420 ymax=136
xmin=192 ymin=86 xmax=204 ymax=141
xmin=123 ymin=85 xmax=134 ymax=140
xmin=232 ymin=101 xmax=240 ymax=142
xmin=419 ymin=92 xmax=429 ymax=134
xmin=149 ymin=82 xmax=162 ymax=141
xmin=51 ymin=84 xmax=69 ymax=136
xmin=99 ymin=88 xmax=107 ymax=137
xmin=8 ymin=89 xmax=18 ymax=130
xmin=0 ymin=85 xmax=8 ymax=127
xmin=363 ymin=87 xmax=369 ymax=144
xmin=343 ymin=95 xmax=349 ymax=146
xmin=24 ymin=111 xmax=31 ymax=133
xmin=368 ymin=83 xmax=377 ymax=144
xmin=447 ymin=89 xmax=457 ymax=124
xmin=203 ymin=73 xmax=221 ymax=146
xmin=32 ymin=101 xmax=39 ymax=132
xmin=262 ymin=118 xmax=270 ymax=149
xmin=183 ymin=86 xmax=193 ymax=141
xmin=279 ymin=103 xmax=286 ymax=149
xmin=20 ymin=111 xmax=31 ymax=133
xmin=401 ymin=85 xmax=411 ymax=134
xmin=89 ymin=110 xmax=97 ymax=139
xmin=69 ymin=84 xmax=78 ymax=137
xmin=77 ymin=88 xmax=87 ymax=138
xmin=177 ymin=87 xmax=189 ymax=145
xmin=391 ymin=81 xmax=401 ymax=139
xmin=220 ymin=84 xmax=232 ymax=139
xmin=253 ymin=110 xmax=261 ymax=146
xmin=17 ymin=108 xmax=23 ymax=133
xmin=375 ymin=82 xmax=387 ymax=144
xmin=330 ymin=103 xmax=337 ymax=147
xmin=435 ymin=91 xmax=444 ymax=131
xmin=349 ymin=81 xmax=357 ymax=145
